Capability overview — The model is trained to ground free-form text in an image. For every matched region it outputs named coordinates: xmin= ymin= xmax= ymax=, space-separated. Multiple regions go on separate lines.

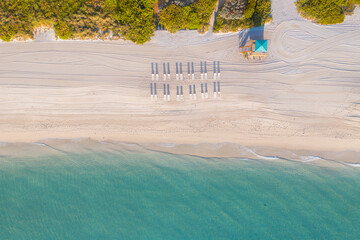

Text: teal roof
xmin=254 ymin=40 xmax=268 ymax=52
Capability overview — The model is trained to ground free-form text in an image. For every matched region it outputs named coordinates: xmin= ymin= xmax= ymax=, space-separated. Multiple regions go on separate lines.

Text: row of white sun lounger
xmin=150 ymin=82 xmax=221 ymax=101
xmin=151 ymin=61 xmax=221 ymax=81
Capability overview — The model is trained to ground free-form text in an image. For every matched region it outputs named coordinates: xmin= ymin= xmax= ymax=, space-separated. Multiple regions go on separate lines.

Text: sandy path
xmin=208 ymin=0 xmax=225 ymax=33
xmin=0 ymin=0 xmax=359 ymax=161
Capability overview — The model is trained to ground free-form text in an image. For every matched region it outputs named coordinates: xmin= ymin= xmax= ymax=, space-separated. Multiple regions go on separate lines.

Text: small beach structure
xmin=239 ymin=40 xmax=268 ymax=58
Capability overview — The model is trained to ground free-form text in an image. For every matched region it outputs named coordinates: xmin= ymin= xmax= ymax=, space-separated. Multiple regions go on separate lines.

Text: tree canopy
xmin=106 ymin=0 xmax=156 ymax=44
xmin=295 ymin=0 xmax=359 ymax=24
xmin=214 ymin=0 xmax=272 ymax=33
xmin=158 ymin=0 xmax=217 ymax=33
xmin=0 ymin=0 xmax=156 ymax=44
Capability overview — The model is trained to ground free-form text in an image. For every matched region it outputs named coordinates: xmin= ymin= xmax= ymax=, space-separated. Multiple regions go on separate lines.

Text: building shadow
xmin=238 ymin=25 xmax=264 ymax=47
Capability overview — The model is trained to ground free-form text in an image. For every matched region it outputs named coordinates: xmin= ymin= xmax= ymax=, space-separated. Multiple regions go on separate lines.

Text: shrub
xmin=159 ymin=4 xmax=187 ymax=33
xmin=0 ymin=0 xmax=156 ymax=44
xmin=158 ymin=0 xmax=217 ymax=33
xmin=0 ymin=0 xmax=35 ymax=41
xmin=106 ymin=0 xmax=156 ymax=44
xmin=295 ymin=0 xmax=357 ymax=24
xmin=54 ymin=21 xmax=73 ymax=39
xmin=214 ymin=0 xmax=272 ymax=33
xmin=219 ymin=0 xmax=248 ymax=20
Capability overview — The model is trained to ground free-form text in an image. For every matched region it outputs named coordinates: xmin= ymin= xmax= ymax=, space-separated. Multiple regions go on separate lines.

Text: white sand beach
xmin=0 ymin=0 xmax=359 ymax=163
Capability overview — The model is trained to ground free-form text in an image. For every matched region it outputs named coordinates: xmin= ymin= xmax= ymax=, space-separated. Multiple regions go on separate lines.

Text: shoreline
xmin=0 ymin=138 xmax=359 ymax=168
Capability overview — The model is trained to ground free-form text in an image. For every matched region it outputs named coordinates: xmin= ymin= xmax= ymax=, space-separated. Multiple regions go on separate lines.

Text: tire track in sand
xmin=271 ymin=20 xmax=360 ymax=63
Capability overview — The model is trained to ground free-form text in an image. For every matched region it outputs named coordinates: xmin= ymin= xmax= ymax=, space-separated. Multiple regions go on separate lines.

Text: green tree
xmin=0 ymin=0 xmax=156 ymax=43
xmin=105 ymin=0 xmax=156 ymax=44
xmin=159 ymin=4 xmax=187 ymax=33
xmin=296 ymin=0 xmax=357 ymax=24
xmin=158 ymin=0 xmax=217 ymax=33
xmin=214 ymin=0 xmax=272 ymax=33
xmin=54 ymin=21 xmax=73 ymax=39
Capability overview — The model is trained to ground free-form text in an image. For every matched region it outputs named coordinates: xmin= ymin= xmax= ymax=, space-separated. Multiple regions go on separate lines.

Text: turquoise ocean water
xmin=0 ymin=149 xmax=360 ymax=239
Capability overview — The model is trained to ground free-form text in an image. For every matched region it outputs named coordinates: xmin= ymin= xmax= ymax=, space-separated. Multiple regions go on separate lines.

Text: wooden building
xmin=239 ymin=40 xmax=268 ymax=57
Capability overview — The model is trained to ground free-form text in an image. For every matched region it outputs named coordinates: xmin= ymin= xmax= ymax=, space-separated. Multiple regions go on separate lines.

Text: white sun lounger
xmin=187 ymin=62 xmax=190 ymax=79
xmin=176 ymin=86 xmax=180 ymax=101
xmin=201 ymin=61 xmax=203 ymax=80
xmin=205 ymin=61 xmax=207 ymax=80
xmin=180 ymin=85 xmax=183 ymax=100
xmin=167 ymin=84 xmax=170 ymax=101
xmin=156 ymin=63 xmax=159 ymax=81
xmin=193 ymin=84 xmax=196 ymax=100
xmin=213 ymin=81 xmax=217 ymax=98
xmin=163 ymin=63 xmax=166 ymax=80
xmin=189 ymin=84 xmax=192 ymax=99
xmin=167 ymin=62 xmax=170 ymax=79
xmin=150 ymin=83 xmax=153 ymax=100
xmin=191 ymin=62 xmax=194 ymax=80
xmin=176 ymin=62 xmax=179 ymax=80
xmin=180 ymin=63 xmax=183 ymax=80
xmin=201 ymin=83 xmax=204 ymax=99
xmin=152 ymin=63 xmax=154 ymax=81
xmin=205 ymin=83 xmax=208 ymax=99
xmin=163 ymin=84 xmax=166 ymax=101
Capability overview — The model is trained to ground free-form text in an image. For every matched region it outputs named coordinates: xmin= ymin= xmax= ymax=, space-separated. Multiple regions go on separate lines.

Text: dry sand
xmin=0 ymin=0 xmax=359 ymax=163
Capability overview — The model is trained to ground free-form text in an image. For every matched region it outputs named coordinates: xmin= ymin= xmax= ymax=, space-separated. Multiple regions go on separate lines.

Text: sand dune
xmin=0 ymin=0 xmax=359 ymax=162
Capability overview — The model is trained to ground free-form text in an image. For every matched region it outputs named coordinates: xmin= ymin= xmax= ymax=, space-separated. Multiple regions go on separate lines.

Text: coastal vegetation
xmin=158 ymin=0 xmax=197 ymax=8
xmin=158 ymin=0 xmax=217 ymax=33
xmin=106 ymin=0 xmax=156 ymax=44
xmin=295 ymin=0 xmax=360 ymax=24
xmin=0 ymin=0 xmax=155 ymax=44
xmin=214 ymin=0 xmax=272 ymax=32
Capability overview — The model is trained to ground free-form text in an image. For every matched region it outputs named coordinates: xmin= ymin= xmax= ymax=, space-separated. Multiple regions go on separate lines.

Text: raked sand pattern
xmin=0 ymin=0 xmax=359 ymax=162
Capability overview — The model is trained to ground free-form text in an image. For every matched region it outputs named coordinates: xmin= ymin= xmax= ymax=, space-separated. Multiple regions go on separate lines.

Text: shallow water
xmin=1 ymin=149 xmax=359 ymax=239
